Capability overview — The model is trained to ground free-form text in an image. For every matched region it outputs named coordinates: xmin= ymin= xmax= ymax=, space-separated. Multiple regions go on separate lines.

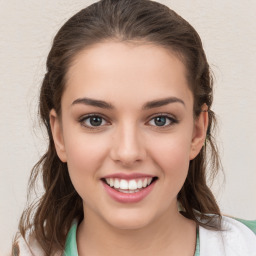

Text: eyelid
xmin=146 ymin=113 xmax=179 ymax=127
xmin=78 ymin=112 xmax=178 ymax=130
xmin=79 ymin=113 xmax=110 ymax=129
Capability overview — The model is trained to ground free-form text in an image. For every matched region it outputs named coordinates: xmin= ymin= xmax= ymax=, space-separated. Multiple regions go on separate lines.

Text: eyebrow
xmin=142 ymin=97 xmax=185 ymax=110
xmin=71 ymin=96 xmax=185 ymax=110
xmin=72 ymin=97 xmax=114 ymax=109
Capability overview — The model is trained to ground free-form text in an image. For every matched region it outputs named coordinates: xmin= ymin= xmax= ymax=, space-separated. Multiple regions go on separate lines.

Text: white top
xmin=14 ymin=216 xmax=256 ymax=255
xmin=199 ymin=216 xmax=256 ymax=256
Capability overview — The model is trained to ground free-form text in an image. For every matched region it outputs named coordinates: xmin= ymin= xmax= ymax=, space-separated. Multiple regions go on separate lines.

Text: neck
xmin=77 ymin=204 xmax=197 ymax=256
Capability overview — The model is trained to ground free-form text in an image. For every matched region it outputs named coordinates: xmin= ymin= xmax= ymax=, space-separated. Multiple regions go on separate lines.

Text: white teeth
xmin=147 ymin=178 xmax=152 ymax=185
xmin=118 ymin=189 xmax=140 ymax=193
xmin=142 ymin=178 xmax=148 ymax=188
xmin=128 ymin=179 xmax=137 ymax=190
xmin=119 ymin=179 xmax=129 ymax=189
xmin=137 ymin=179 xmax=142 ymax=188
xmin=114 ymin=179 xmax=120 ymax=189
xmin=105 ymin=177 xmax=154 ymax=191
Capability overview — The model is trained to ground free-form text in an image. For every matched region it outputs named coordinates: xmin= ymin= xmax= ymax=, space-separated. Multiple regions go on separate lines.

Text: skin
xmin=50 ymin=41 xmax=208 ymax=255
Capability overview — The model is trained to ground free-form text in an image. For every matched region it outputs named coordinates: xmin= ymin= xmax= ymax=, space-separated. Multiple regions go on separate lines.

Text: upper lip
xmin=102 ymin=173 xmax=156 ymax=180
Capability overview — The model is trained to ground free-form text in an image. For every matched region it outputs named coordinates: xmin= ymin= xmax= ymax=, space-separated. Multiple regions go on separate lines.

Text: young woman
xmin=12 ymin=0 xmax=256 ymax=255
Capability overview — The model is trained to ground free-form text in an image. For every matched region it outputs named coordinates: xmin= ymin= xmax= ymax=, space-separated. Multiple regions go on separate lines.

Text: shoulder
xmin=232 ymin=217 xmax=256 ymax=235
xmin=199 ymin=216 xmax=256 ymax=256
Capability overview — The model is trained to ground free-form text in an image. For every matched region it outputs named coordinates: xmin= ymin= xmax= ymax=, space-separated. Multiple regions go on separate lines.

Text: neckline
xmin=64 ymin=220 xmax=200 ymax=256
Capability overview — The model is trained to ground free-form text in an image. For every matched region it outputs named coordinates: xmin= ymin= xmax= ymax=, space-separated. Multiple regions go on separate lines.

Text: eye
xmin=148 ymin=114 xmax=178 ymax=127
xmin=79 ymin=114 xmax=108 ymax=129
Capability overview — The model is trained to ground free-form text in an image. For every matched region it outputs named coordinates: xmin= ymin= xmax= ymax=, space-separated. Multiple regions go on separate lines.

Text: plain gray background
xmin=1 ymin=0 xmax=256 ymax=254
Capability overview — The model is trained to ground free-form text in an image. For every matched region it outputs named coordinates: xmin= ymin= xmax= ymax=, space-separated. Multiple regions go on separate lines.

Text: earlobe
xmin=49 ymin=109 xmax=67 ymax=162
xmin=189 ymin=104 xmax=209 ymax=160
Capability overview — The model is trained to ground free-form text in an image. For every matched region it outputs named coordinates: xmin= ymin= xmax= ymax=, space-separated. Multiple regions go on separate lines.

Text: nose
xmin=110 ymin=121 xmax=147 ymax=167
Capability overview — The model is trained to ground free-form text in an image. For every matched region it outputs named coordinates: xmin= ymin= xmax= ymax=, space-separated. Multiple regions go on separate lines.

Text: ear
xmin=189 ymin=104 xmax=208 ymax=160
xmin=49 ymin=109 xmax=67 ymax=162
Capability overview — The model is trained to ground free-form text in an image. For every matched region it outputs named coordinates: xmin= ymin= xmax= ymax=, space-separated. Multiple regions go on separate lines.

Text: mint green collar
xmin=63 ymin=217 xmax=256 ymax=256
xmin=64 ymin=219 xmax=79 ymax=256
xmin=64 ymin=219 xmax=200 ymax=256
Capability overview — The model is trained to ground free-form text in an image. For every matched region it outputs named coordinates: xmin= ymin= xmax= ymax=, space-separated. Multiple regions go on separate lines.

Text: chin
xmin=104 ymin=209 xmax=155 ymax=230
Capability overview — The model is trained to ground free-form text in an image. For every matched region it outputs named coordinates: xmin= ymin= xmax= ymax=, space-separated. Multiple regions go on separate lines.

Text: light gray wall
xmin=0 ymin=0 xmax=255 ymax=254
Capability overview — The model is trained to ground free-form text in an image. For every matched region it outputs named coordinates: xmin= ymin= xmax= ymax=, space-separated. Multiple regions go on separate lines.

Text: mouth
xmin=101 ymin=177 xmax=158 ymax=194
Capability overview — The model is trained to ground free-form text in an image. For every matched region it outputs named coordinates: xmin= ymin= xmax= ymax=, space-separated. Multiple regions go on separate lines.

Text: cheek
xmin=63 ymin=131 xmax=110 ymax=189
xmin=64 ymin=128 xmax=108 ymax=163
xmin=145 ymin=133 xmax=192 ymax=210
xmin=147 ymin=131 xmax=192 ymax=180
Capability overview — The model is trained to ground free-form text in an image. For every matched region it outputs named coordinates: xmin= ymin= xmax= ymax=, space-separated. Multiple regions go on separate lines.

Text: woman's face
xmin=50 ymin=41 xmax=207 ymax=229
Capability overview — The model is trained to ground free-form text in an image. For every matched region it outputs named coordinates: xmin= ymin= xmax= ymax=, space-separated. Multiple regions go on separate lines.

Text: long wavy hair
xmin=13 ymin=0 xmax=222 ymax=255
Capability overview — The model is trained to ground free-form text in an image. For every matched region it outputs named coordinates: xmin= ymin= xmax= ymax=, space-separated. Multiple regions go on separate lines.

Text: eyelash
xmin=78 ymin=113 xmax=178 ymax=130
xmin=79 ymin=114 xmax=109 ymax=130
xmin=147 ymin=114 xmax=178 ymax=128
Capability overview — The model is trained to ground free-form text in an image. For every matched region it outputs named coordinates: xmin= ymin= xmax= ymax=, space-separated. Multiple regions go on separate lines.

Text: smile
xmin=103 ymin=177 xmax=156 ymax=193
xmin=101 ymin=175 xmax=158 ymax=203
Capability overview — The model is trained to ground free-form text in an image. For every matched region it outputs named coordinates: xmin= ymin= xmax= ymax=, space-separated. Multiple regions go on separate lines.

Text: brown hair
xmin=13 ymin=0 xmax=222 ymax=255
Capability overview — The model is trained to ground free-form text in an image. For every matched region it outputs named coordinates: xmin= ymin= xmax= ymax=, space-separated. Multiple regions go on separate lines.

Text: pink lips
xmin=101 ymin=173 xmax=157 ymax=203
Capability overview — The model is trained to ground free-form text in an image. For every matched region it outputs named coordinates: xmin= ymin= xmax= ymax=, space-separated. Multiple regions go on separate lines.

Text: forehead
xmin=64 ymin=41 xmax=193 ymax=109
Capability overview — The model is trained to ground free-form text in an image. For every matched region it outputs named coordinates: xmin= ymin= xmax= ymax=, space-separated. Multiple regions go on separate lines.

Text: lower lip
xmin=102 ymin=180 xmax=156 ymax=203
